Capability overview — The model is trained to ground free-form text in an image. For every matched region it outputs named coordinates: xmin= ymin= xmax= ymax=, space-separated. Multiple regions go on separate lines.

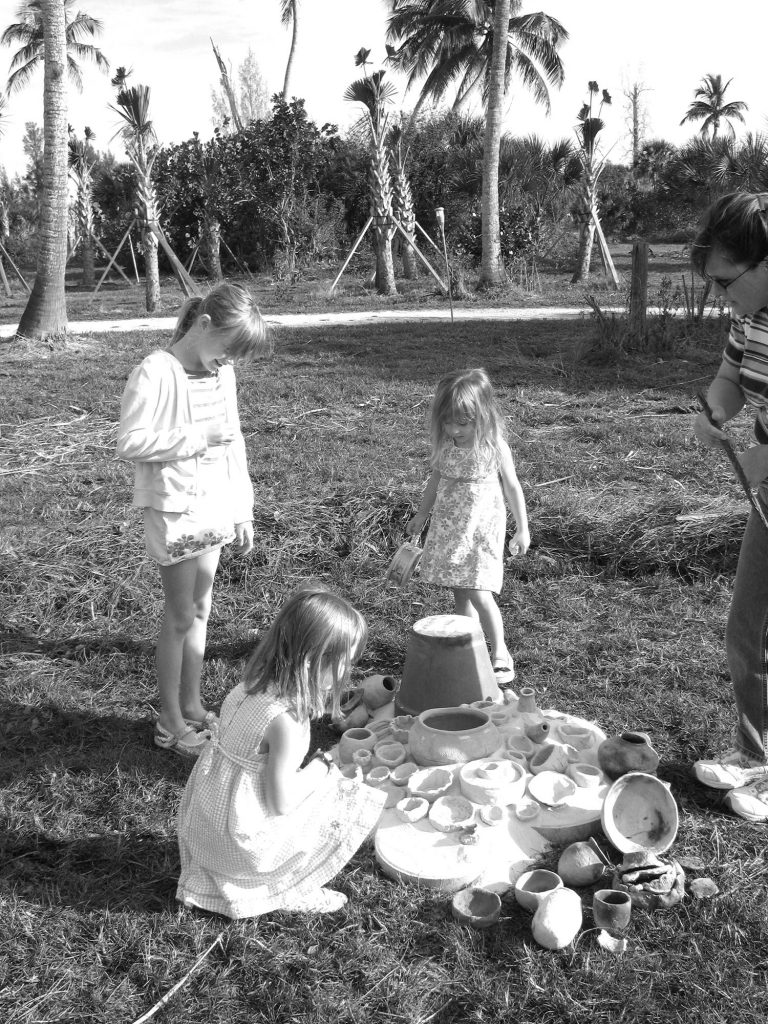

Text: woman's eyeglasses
xmin=703 ymin=258 xmax=768 ymax=291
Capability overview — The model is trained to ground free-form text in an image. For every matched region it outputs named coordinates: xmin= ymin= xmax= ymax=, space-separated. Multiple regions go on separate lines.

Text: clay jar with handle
xmin=597 ymin=731 xmax=659 ymax=780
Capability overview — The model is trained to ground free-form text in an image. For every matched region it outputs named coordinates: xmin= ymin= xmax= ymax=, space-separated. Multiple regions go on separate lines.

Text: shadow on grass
xmin=0 ymin=828 xmax=179 ymax=912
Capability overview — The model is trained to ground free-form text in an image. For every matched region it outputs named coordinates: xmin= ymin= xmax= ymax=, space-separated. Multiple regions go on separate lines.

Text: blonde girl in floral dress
xmin=407 ymin=368 xmax=530 ymax=685
xmin=176 ymin=588 xmax=387 ymax=917
xmin=117 ymin=282 xmax=270 ymax=757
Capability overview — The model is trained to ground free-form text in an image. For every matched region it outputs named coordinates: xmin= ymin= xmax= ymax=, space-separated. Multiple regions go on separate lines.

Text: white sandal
xmin=154 ymin=722 xmax=210 ymax=758
xmin=183 ymin=711 xmax=219 ymax=731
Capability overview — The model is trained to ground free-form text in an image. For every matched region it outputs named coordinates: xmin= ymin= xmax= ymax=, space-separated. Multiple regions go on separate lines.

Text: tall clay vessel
xmin=396 ymin=614 xmax=500 ymax=716
xmin=597 ymin=731 xmax=659 ymax=780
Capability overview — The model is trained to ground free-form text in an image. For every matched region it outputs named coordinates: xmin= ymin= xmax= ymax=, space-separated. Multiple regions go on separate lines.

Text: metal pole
xmin=435 ymin=207 xmax=454 ymax=323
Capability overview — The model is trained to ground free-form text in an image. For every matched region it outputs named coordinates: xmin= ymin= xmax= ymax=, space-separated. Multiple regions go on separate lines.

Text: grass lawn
xmin=2 ymin=303 xmax=766 ymax=1024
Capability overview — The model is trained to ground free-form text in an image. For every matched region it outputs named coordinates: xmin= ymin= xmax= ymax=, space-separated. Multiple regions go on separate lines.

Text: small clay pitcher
xmin=597 ymin=731 xmax=659 ymax=780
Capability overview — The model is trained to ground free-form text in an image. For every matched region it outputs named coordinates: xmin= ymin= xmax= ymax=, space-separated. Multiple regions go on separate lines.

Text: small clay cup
xmin=592 ymin=889 xmax=632 ymax=935
xmin=514 ymin=869 xmax=563 ymax=912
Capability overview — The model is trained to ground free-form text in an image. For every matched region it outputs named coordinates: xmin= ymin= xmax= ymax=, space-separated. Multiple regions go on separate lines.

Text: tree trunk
xmin=81 ymin=232 xmax=95 ymax=288
xmin=478 ymin=0 xmax=510 ymax=289
xmin=203 ymin=216 xmax=223 ymax=281
xmin=143 ymin=225 xmax=160 ymax=311
xmin=374 ymin=222 xmax=397 ymax=295
xmin=282 ymin=0 xmax=299 ymax=98
xmin=16 ymin=0 xmax=68 ymax=342
xmin=571 ymin=215 xmax=596 ymax=284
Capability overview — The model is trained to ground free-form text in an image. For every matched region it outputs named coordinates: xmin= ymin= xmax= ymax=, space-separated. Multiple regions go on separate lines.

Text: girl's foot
xmin=184 ymin=710 xmax=219 ymax=731
xmin=280 ymin=888 xmax=348 ymax=914
xmin=154 ymin=722 xmax=210 ymax=758
xmin=492 ymin=657 xmax=515 ymax=686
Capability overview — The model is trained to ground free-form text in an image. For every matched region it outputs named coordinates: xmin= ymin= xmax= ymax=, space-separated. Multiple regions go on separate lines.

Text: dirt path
xmin=0 ymin=304 xmax=628 ymax=341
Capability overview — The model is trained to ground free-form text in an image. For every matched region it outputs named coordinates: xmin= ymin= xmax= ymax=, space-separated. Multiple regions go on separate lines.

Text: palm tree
xmin=386 ymin=1 xmax=567 ymax=124
xmin=389 ymin=122 xmax=417 ymax=278
xmin=344 ymin=50 xmax=399 ymax=296
xmin=386 ymin=0 xmax=567 ymax=286
xmin=110 ymin=84 xmax=161 ymax=311
xmin=280 ymin=0 xmax=300 ymax=99
xmin=68 ymin=125 xmax=97 ymax=286
xmin=2 ymin=0 xmax=109 ymax=94
xmin=16 ymin=0 xmax=68 ymax=342
xmin=680 ymin=74 xmax=747 ymax=140
xmin=571 ymin=82 xmax=612 ymax=284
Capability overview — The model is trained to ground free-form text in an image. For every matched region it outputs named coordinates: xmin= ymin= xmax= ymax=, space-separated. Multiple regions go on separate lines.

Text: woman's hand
xmin=234 ymin=521 xmax=254 ymax=555
xmin=508 ymin=528 xmax=531 ymax=557
xmin=739 ymin=446 xmax=768 ymax=488
xmin=206 ymin=423 xmax=235 ymax=446
xmin=406 ymin=512 xmax=428 ymax=537
xmin=693 ymin=406 xmax=728 ymax=448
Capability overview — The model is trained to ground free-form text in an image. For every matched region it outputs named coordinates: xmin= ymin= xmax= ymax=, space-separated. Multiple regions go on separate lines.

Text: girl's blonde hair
xmin=243 ymin=588 xmax=367 ymax=722
xmin=691 ymin=191 xmax=768 ymax=275
xmin=429 ymin=367 xmax=505 ymax=467
xmin=169 ymin=281 xmax=272 ymax=361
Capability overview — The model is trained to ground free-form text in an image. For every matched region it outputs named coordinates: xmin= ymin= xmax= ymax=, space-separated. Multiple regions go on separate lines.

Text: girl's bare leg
xmin=156 ymin=548 xmax=220 ymax=734
xmin=454 ymin=587 xmax=510 ymax=665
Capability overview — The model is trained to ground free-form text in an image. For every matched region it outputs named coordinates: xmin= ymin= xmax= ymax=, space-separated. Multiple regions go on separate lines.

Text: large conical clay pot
xmin=396 ymin=614 xmax=500 ymax=716
xmin=597 ymin=731 xmax=660 ymax=780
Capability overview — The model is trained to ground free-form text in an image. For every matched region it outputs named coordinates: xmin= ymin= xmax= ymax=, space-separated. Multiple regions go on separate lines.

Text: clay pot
xmin=567 ymin=762 xmax=603 ymax=789
xmin=529 ymin=743 xmax=569 ymax=775
xmin=514 ymin=868 xmax=563 ymax=912
xmin=372 ymin=741 xmax=407 ymax=770
xmin=451 ymin=887 xmax=501 ymax=929
xmin=592 ymin=889 xmax=632 ymax=934
xmin=338 ymin=727 xmax=377 ymax=765
xmin=517 ymin=687 xmax=539 ymax=715
xmin=532 ymin=888 xmax=583 ymax=950
xmin=408 ymin=707 xmax=500 ymax=767
xmin=597 ymin=731 xmax=659 ymax=780
xmin=352 ymin=749 xmax=373 ymax=772
xmin=362 ymin=674 xmax=399 ymax=710
xmin=525 ymin=721 xmax=551 ymax=744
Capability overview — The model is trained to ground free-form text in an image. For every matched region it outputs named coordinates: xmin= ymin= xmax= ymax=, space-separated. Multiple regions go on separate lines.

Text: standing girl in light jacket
xmin=117 ymin=282 xmax=271 ymax=757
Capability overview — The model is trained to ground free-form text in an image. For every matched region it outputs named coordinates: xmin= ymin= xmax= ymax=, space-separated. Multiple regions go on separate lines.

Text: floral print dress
xmin=419 ymin=443 xmax=506 ymax=593
xmin=176 ymin=683 xmax=386 ymax=919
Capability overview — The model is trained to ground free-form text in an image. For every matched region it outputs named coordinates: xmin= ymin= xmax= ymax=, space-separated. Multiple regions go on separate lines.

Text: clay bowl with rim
xmin=527 ymin=770 xmax=577 ymax=807
xmin=601 ymin=771 xmax=679 ymax=855
xmin=406 ymin=766 xmax=455 ymax=804
xmin=390 ymin=761 xmax=418 ymax=787
xmin=451 ymin=887 xmax=502 ymax=929
xmin=428 ymin=794 xmax=476 ymax=833
xmin=394 ymin=796 xmax=430 ymax=823
xmin=514 ymin=869 xmax=564 ymax=912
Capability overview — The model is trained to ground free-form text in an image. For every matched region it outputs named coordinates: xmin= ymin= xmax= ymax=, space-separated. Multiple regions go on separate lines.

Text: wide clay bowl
xmin=408 ymin=707 xmax=500 ymax=767
xmin=394 ymin=796 xmax=429 ymax=823
xmin=527 ymin=770 xmax=577 ymax=807
xmin=601 ymin=771 xmax=679 ymax=855
xmin=514 ymin=869 xmax=564 ymax=912
xmin=406 ymin=766 xmax=454 ymax=803
xmin=451 ymin=887 xmax=502 ymax=929
xmin=390 ymin=761 xmax=418 ymax=787
xmin=428 ymin=794 xmax=476 ymax=833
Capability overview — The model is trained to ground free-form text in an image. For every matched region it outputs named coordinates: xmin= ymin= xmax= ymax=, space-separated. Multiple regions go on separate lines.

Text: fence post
xmin=629 ymin=239 xmax=649 ymax=340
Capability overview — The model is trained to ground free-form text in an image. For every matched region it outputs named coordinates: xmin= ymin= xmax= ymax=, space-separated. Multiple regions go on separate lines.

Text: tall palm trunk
xmin=370 ymin=133 xmax=397 ymax=296
xmin=282 ymin=0 xmax=299 ymax=98
xmin=203 ymin=215 xmax=223 ymax=281
xmin=391 ymin=146 xmax=416 ymax=279
xmin=74 ymin=167 xmax=95 ymax=286
xmin=571 ymin=171 xmax=597 ymax=283
xmin=17 ymin=0 xmax=68 ymax=341
xmin=479 ymin=0 xmax=510 ymax=288
xmin=137 ymin=169 xmax=161 ymax=311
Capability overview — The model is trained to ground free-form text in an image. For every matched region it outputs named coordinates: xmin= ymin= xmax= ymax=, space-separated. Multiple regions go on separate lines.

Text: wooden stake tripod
xmin=93 ymin=218 xmax=202 ymax=299
xmin=0 ymin=239 xmax=31 ymax=296
xmin=329 ymin=214 xmax=447 ymax=296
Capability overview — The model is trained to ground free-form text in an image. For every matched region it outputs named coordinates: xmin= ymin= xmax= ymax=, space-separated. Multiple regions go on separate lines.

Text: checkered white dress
xmin=176 ymin=683 xmax=386 ymax=919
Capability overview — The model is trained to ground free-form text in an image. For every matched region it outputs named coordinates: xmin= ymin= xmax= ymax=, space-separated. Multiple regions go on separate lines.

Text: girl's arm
xmin=116 ymin=359 xmax=212 ymax=462
xmin=406 ymin=469 xmax=440 ymax=536
xmin=263 ymin=710 xmax=335 ymax=816
xmin=693 ymin=358 xmax=744 ymax=447
xmin=498 ymin=440 xmax=530 ymax=555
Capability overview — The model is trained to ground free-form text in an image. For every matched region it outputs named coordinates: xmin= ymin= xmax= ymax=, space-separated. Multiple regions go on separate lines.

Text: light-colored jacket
xmin=116 ymin=349 xmax=254 ymax=522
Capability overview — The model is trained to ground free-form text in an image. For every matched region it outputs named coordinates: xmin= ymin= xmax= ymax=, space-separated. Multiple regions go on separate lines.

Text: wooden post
xmin=629 ymin=239 xmax=649 ymax=341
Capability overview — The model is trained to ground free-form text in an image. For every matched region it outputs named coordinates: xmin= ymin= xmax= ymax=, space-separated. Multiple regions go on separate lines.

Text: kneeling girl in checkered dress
xmin=176 ymin=589 xmax=386 ymax=917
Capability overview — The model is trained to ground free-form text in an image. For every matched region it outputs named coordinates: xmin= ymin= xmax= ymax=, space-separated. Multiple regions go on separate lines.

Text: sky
xmin=1 ymin=0 xmax=766 ymax=180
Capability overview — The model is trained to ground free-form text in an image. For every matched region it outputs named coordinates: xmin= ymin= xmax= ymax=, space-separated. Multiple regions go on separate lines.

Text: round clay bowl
xmin=406 ymin=766 xmax=454 ymax=803
xmin=338 ymin=726 xmax=377 ymax=765
xmin=390 ymin=761 xmax=418 ymax=787
xmin=529 ymin=743 xmax=569 ymax=775
xmin=372 ymin=740 xmax=407 ymax=769
xmin=567 ymin=762 xmax=603 ymax=789
xmin=352 ymin=749 xmax=373 ymax=771
xmin=394 ymin=796 xmax=429 ymax=823
xmin=527 ymin=770 xmax=577 ymax=807
xmin=506 ymin=734 xmax=536 ymax=757
xmin=479 ymin=804 xmax=505 ymax=826
xmin=558 ymin=723 xmax=595 ymax=749
xmin=428 ymin=794 xmax=475 ymax=833
xmin=451 ymin=887 xmax=502 ymax=929
xmin=366 ymin=766 xmax=391 ymax=788
xmin=514 ymin=800 xmax=540 ymax=821
xmin=601 ymin=772 xmax=679 ymax=855
xmin=514 ymin=869 xmax=564 ymax=912
xmin=408 ymin=707 xmax=500 ymax=767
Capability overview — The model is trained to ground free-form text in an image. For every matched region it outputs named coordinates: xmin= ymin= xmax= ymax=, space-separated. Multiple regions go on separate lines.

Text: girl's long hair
xmin=428 ymin=367 xmax=505 ymax=468
xmin=169 ymin=281 xmax=272 ymax=361
xmin=242 ymin=589 xmax=367 ymax=722
xmin=691 ymin=191 xmax=768 ymax=274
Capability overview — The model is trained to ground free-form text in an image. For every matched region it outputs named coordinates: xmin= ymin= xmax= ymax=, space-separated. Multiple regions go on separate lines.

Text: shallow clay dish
xmin=527 ymin=770 xmax=577 ymax=807
xmin=451 ymin=887 xmax=502 ymax=929
xmin=390 ymin=761 xmax=418 ymax=787
xmin=406 ymin=766 xmax=455 ymax=803
xmin=601 ymin=771 xmax=679 ymax=855
xmin=428 ymin=794 xmax=476 ymax=833
xmin=395 ymin=796 xmax=429 ymax=823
